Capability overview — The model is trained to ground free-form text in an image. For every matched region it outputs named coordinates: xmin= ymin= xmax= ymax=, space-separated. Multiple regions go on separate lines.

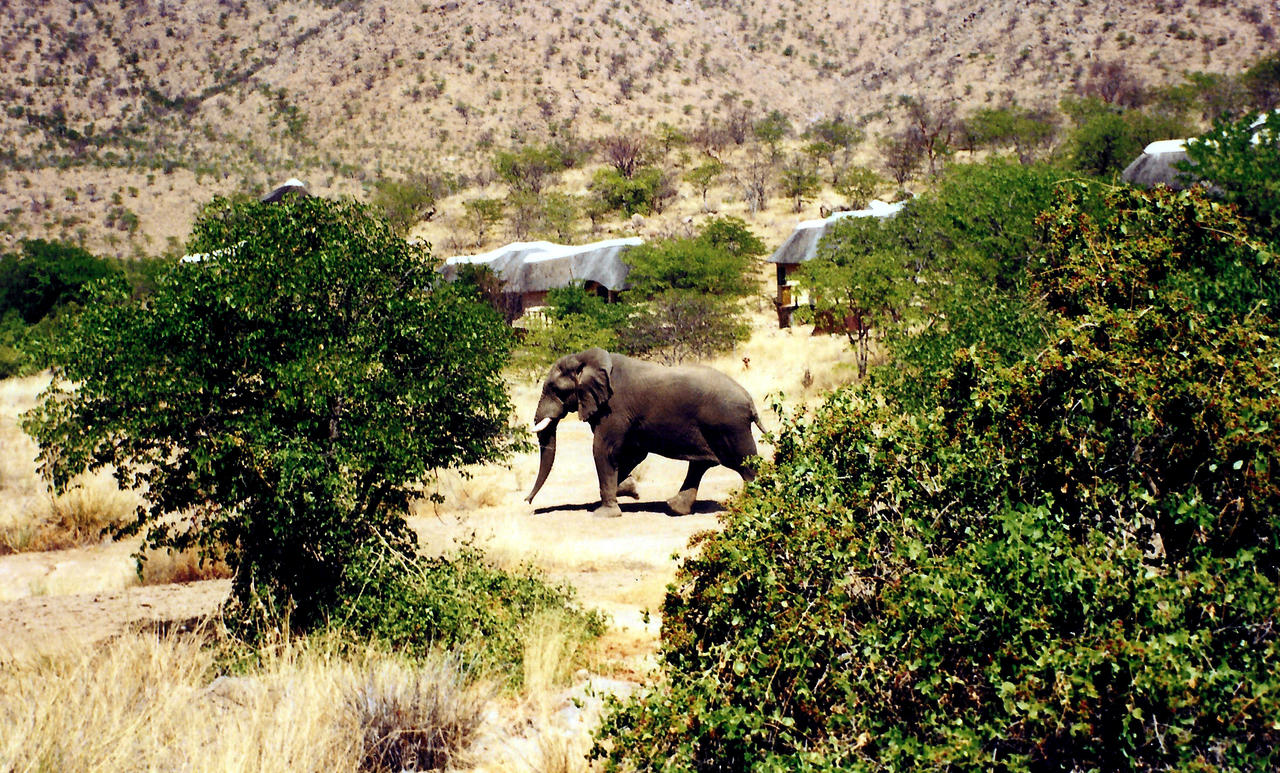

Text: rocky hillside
xmin=0 ymin=0 xmax=1273 ymax=255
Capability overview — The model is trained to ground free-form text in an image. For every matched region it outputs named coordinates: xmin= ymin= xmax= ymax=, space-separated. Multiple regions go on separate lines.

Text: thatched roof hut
xmin=767 ymin=199 xmax=907 ymax=266
xmin=1120 ymin=140 xmax=1197 ymax=190
xmin=441 ymin=237 xmax=643 ymax=300
xmin=260 ymin=178 xmax=311 ymax=203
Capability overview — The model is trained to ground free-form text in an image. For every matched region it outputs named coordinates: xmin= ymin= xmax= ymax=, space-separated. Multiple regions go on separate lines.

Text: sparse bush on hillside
xmin=493 ymin=144 xmax=569 ymax=194
xmin=959 ymin=104 xmax=1058 ymax=163
xmin=778 ymin=153 xmax=821 ymax=212
xmin=589 ymin=165 xmax=675 ymax=217
xmin=832 ymin=165 xmax=882 ymax=209
xmin=371 ymin=172 xmax=453 ymax=235
xmin=684 ymin=159 xmax=724 ymax=209
xmin=802 ymin=115 xmax=864 ymax=183
xmin=24 ymin=197 xmax=520 ymax=631
xmin=879 ymin=129 xmax=924 ymax=184
xmin=463 ymin=197 xmax=505 ymax=246
xmin=597 ymin=184 xmax=1280 ymax=772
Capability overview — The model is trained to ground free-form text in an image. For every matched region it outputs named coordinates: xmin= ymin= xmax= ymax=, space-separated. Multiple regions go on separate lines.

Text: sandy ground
xmin=0 ymin=387 xmax=749 ymax=668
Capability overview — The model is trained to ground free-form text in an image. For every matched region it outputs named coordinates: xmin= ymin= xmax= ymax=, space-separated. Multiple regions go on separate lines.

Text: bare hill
xmin=0 ymin=0 xmax=1273 ymax=255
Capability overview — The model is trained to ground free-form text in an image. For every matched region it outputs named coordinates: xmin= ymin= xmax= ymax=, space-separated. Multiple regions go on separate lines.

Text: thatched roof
xmin=260 ymin=178 xmax=311 ymax=203
xmin=441 ymin=237 xmax=643 ymax=294
xmin=1121 ymin=140 xmax=1198 ymax=190
xmin=767 ymin=199 xmax=906 ymax=265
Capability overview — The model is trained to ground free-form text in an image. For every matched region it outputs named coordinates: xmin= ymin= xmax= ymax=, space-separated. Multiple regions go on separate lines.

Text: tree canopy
xmin=24 ymin=197 xmax=518 ymax=626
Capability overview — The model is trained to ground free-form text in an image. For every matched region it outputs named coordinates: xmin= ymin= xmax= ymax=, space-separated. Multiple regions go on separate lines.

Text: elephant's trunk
xmin=525 ymin=420 xmax=559 ymax=503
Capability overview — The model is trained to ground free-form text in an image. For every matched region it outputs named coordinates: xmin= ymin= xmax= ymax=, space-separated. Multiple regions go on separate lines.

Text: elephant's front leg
xmin=592 ymin=434 xmax=624 ymax=518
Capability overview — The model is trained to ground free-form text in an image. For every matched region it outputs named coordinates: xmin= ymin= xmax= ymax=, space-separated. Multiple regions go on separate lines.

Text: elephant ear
xmin=575 ymin=348 xmax=613 ymax=422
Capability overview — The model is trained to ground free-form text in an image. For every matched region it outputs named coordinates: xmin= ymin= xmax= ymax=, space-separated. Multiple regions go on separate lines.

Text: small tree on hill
xmin=779 ymin=154 xmax=821 ymax=213
xmin=24 ymin=197 xmax=518 ymax=628
xmin=685 ymin=159 xmax=724 ymax=209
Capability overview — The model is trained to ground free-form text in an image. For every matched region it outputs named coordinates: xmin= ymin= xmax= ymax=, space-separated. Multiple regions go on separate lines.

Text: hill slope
xmin=0 ymin=0 xmax=1273 ymax=255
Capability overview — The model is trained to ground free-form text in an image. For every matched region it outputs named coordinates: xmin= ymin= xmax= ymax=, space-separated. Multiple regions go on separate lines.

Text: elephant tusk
xmin=532 ymin=417 xmax=552 ymax=433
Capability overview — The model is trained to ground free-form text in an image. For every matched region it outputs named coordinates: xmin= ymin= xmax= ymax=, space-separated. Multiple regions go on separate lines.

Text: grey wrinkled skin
xmin=526 ymin=348 xmax=759 ymax=518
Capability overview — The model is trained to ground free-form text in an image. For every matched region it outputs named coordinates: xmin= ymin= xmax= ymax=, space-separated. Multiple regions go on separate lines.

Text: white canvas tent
xmin=442 ymin=237 xmax=643 ymax=315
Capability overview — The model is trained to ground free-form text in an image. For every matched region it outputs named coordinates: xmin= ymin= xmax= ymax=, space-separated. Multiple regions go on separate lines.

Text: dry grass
xmin=0 ymin=628 xmax=502 ymax=773
xmin=138 ymin=546 xmax=233 ymax=586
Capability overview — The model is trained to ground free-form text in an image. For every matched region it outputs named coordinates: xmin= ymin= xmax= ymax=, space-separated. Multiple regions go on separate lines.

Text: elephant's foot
xmin=594 ymin=502 xmax=623 ymax=518
xmin=666 ymin=488 xmax=698 ymax=516
xmin=617 ymin=476 xmax=640 ymax=499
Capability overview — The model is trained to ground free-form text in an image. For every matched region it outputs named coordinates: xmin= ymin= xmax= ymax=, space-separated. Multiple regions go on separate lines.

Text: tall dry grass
xmin=0 ymin=628 xmax=501 ymax=773
xmin=0 ymin=375 xmax=144 ymax=556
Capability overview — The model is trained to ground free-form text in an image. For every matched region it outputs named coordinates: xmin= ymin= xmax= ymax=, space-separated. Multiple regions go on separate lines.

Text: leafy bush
xmin=802 ymin=159 xmax=1062 ymax=394
xmin=590 ymin=165 xmax=675 ymax=216
xmin=616 ymin=290 xmax=750 ymax=365
xmin=0 ymin=239 xmax=121 ymax=324
xmin=1063 ymin=98 xmax=1193 ymax=177
xmin=518 ymin=284 xmax=625 ymax=371
xmin=333 ymin=544 xmax=605 ymax=684
xmin=0 ymin=239 xmax=124 ymax=376
xmin=1184 ymin=109 xmax=1280 ymax=242
xmin=596 ymin=185 xmax=1280 ymax=770
xmin=623 ymin=218 xmax=761 ymax=300
xmin=371 ymin=173 xmax=452 ymax=235
xmin=614 ymin=217 xmax=762 ymax=363
xmin=24 ymin=197 xmax=519 ymax=629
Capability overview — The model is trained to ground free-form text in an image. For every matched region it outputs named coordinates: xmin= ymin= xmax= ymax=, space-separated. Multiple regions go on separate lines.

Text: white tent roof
xmin=442 ymin=237 xmax=644 ymax=293
xmin=767 ymin=200 xmax=907 ymax=265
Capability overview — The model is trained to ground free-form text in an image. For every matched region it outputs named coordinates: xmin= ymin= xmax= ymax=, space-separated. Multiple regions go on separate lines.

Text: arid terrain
xmin=1 ymin=0 xmax=1273 ymax=257
xmin=0 ymin=304 xmax=856 ymax=769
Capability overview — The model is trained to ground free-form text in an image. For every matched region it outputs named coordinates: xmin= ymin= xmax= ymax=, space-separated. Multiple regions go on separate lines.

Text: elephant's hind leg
xmin=668 ymin=460 xmax=712 ymax=516
xmin=616 ymin=450 xmax=647 ymax=499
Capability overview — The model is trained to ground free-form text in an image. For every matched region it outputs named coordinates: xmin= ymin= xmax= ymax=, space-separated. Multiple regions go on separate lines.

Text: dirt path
xmin=0 ymin=407 xmax=748 ymax=666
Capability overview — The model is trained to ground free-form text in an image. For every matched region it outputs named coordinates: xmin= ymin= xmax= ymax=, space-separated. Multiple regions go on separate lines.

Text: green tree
xmin=493 ymin=144 xmax=564 ymax=194
xmin=462 ymin=197 xmax=504 ymax=246
xmin=622 ymin=232 xmax=757 ymax=300
xmin=1184 ymin=109 xmax=1280 ymax=242
xmin=616 ymin=219 xmax=762 ymax=363
xmin=833 ymin=165 xmax=883 ymax=209
xmin=597 ymin=184 xmax=1280 ymax=773
xmin=539 ymin=191 xmax=580 ymax=242
xmin=1063 ymin=97 xmax=1193 ymax=177
xmin=0 ymin=239 xmax=122 ymax=324
xmin=370 ymin=173 xmax=448 ymax=235
xmin=1243 ymin=49 xmax=1280 ymax=110
xmin=589 ymin=166 xmax=675 ymax=216
xmin=616 ymin=290 xmax=748 ymax=365
xmin=799 ymin=221 xmax=913 ymax=378
xmin=684 ymin=159 xmax=724 ymax=209
xmin=962 ymin=105 xmax=1058 ymax=163
xmin=803 ymin=116 xmax=864 ymax=182
xmin=779 ymin=154 xmax=821 ymax=212
xmin=753 ymin=109 xmax=792 ymax=158
xmin=24 ymin=197 xmax=518 ymax=628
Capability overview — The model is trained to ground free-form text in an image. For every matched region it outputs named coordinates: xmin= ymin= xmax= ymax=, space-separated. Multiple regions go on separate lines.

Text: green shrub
xmin=1064 ymin=99 xmax=1193 ymax=177
xmin=616 ymin=289 xmax=749 ymax=365
xmin=334 ymin=544 xmax=605 ymax=685
xmin=595 ymin=185 xmax=1280 ymax=770
xmin=0 ymin=239 xmax=121 ymax=324
xmin=1184 ymin=109 xmax=1280 ymax=242
xmin=25 ymin=197 xmax=519 ymax=630
xmin=622 ymin=220 xmax=761 ymax=300
xmin=589 ymin=165 xmax=675 ymax=216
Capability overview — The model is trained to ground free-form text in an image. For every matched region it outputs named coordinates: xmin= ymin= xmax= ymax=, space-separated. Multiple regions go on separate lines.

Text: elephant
xmin=525 ymin=348 xmax=760 ymax=518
